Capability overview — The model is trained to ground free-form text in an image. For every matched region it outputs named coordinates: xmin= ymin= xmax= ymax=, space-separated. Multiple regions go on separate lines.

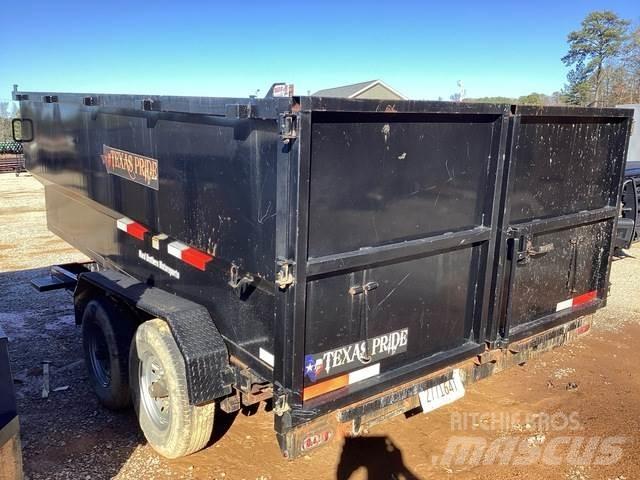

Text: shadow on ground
xmin=336 ymin=436 xmax=420 ymax=480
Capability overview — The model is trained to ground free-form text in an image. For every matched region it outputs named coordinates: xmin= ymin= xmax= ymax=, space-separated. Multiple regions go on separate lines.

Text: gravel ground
xmin=1 ymin=173 xmax=639 ymax=480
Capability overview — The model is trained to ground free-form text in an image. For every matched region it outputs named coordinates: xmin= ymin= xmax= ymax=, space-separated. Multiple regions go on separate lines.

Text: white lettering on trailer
xmin=138 ymin=250 xmax=181 ymax=279
xmin=304 ymin=328 xmax=408 ymax=382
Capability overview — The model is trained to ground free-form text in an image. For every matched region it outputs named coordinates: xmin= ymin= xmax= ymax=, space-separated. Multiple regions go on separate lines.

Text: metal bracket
xmin=348 ymin=281 xmax=379 ymax=296
xmin=225 ymin=103 xmax=254 ymax=119
xmin=83 ymin=96 xmax=99 ymax=106
xmin=228 ymin=367 xmax=273 ymax=406
xmin=509 ymin=227 xmax=553 ymax=264
xmin=275 ymin=258 xmax=295 ymax=290
xmin=242 ymin=385 xmax=273 ymax=406
xmin=492 ymin=335 xmax=510 ymax=350
xmin=518 ymin=239 xmax=554 ymax=263
xmin=31 ymin=262 xmax=94 ymax=292
xmin=526 ymin=241 xmax=555 ymax=256
xmin=228 ymin=264 xmax=255 ymax=292
xmin=219 ymin=392 xmax=241 ymax=413
xmin=473 ymin=349 xmax=502 ymax=365
xmin=279 ymin=113 xmax=297 ymax=144
xmin=273 ymin=393 xmax=291 ymax=416
xmin=142 ymin=98 xmax=160 ymax=111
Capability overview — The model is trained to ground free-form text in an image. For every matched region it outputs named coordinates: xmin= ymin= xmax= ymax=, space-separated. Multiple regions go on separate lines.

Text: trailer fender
xmin=74 ymin=270 xmax=233 ymax=405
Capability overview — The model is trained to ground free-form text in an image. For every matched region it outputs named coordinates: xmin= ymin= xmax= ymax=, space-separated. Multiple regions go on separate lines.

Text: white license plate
xmin=418 ymin=369 xmax=465 ymax=414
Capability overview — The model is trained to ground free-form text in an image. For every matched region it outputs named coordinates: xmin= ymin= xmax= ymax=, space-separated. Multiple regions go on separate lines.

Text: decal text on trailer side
xmin=304 ymin=328 xmax=408 ymax=382
xmin=101 ymin=145 xmax=159 ymax=190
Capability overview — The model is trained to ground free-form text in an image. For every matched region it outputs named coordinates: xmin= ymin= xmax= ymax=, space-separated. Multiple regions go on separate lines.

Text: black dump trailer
xmin=11 ymin=85 xmax=633 ymax=459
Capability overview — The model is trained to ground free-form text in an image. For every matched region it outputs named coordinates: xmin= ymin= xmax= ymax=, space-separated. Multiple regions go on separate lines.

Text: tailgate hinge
xmin=273 ymin=385 xmax=292 ymax=416
xmin=275 ymin=258 xmax=295 ymax=290
xmin=279 ymin=113 xmax=297 ymax=144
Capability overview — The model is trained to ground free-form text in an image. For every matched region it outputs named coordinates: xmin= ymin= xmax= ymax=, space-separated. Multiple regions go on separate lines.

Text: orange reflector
xmin=303 ymin=374 xmax=349 ymax=401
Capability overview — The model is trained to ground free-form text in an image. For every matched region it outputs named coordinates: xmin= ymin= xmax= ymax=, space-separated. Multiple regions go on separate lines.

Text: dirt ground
xmin=1 ymin=172 xmax=639 ymax=480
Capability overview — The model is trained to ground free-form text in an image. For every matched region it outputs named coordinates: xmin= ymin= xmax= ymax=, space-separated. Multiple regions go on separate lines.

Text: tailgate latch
xmin=510 ymin=226 xmax=555 ymax=264
xmin=518 ymin=240 xmax=555 ymax=264
xmin=525 ymin=240 xmax=555 ymax=257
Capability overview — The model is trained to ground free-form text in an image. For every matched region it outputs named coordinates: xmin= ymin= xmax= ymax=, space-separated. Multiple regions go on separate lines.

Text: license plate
xmin=418 ymin=369 xmax=465 ymax=414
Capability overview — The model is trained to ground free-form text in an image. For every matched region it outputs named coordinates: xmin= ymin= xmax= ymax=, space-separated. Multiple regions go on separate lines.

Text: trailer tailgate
xmin=296 ymin=106 xmax=507 ymax=407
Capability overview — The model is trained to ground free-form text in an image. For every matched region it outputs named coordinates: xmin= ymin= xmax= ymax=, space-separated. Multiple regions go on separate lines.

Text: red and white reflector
xmin=167 ymin=241 xmax=213 ymax=271
xmin=116 ymin=217 xmax=148 ymax=241
xmin=556 ymin=290 xmax=597 ymax=312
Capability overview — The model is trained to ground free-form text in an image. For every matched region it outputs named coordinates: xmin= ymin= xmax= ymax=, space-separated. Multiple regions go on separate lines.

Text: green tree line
xmin=562 ymin=11 xmax=638 ymax=106
xmin=464 ymin=10 xmax=639 ymax=107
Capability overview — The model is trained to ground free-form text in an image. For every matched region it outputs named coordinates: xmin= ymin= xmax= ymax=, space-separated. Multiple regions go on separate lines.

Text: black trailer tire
xmin=81 ymin=297 xmax=137 ymax=410
xmin=129 ymin=319 xmax=215 ymax=458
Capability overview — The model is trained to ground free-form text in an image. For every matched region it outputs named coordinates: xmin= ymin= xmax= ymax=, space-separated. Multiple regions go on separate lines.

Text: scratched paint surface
xmin=308 ymin=115 xmax=497 ymax=257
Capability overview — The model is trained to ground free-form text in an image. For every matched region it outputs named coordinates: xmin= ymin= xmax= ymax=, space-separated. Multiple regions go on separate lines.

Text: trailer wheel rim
xmin=139 ymin=352 xmax=171 ymax=430
xmin=88 ymin=326 xmax=111 ymax=388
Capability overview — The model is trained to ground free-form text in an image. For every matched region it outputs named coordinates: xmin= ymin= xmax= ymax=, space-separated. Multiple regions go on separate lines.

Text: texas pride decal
xmin=101 ymin=145 xmax=159 ymax=190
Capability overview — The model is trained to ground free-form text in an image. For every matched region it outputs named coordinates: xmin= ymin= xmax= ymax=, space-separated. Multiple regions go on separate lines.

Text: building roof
xmin=312 ymin=79 xmax=408 ymax=100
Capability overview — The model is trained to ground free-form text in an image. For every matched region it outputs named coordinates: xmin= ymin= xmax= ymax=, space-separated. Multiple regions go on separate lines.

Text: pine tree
xmin=562 ymin=11 xmax=630 ymax=106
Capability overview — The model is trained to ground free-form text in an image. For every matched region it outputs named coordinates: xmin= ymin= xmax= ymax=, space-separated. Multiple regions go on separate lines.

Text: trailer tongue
xmin=12 ymin=86 xmax=632 ymax=459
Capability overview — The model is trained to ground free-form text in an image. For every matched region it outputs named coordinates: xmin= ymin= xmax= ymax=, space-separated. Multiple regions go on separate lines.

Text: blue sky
xmin=0 ymin=0 xmax=637 ymax=101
